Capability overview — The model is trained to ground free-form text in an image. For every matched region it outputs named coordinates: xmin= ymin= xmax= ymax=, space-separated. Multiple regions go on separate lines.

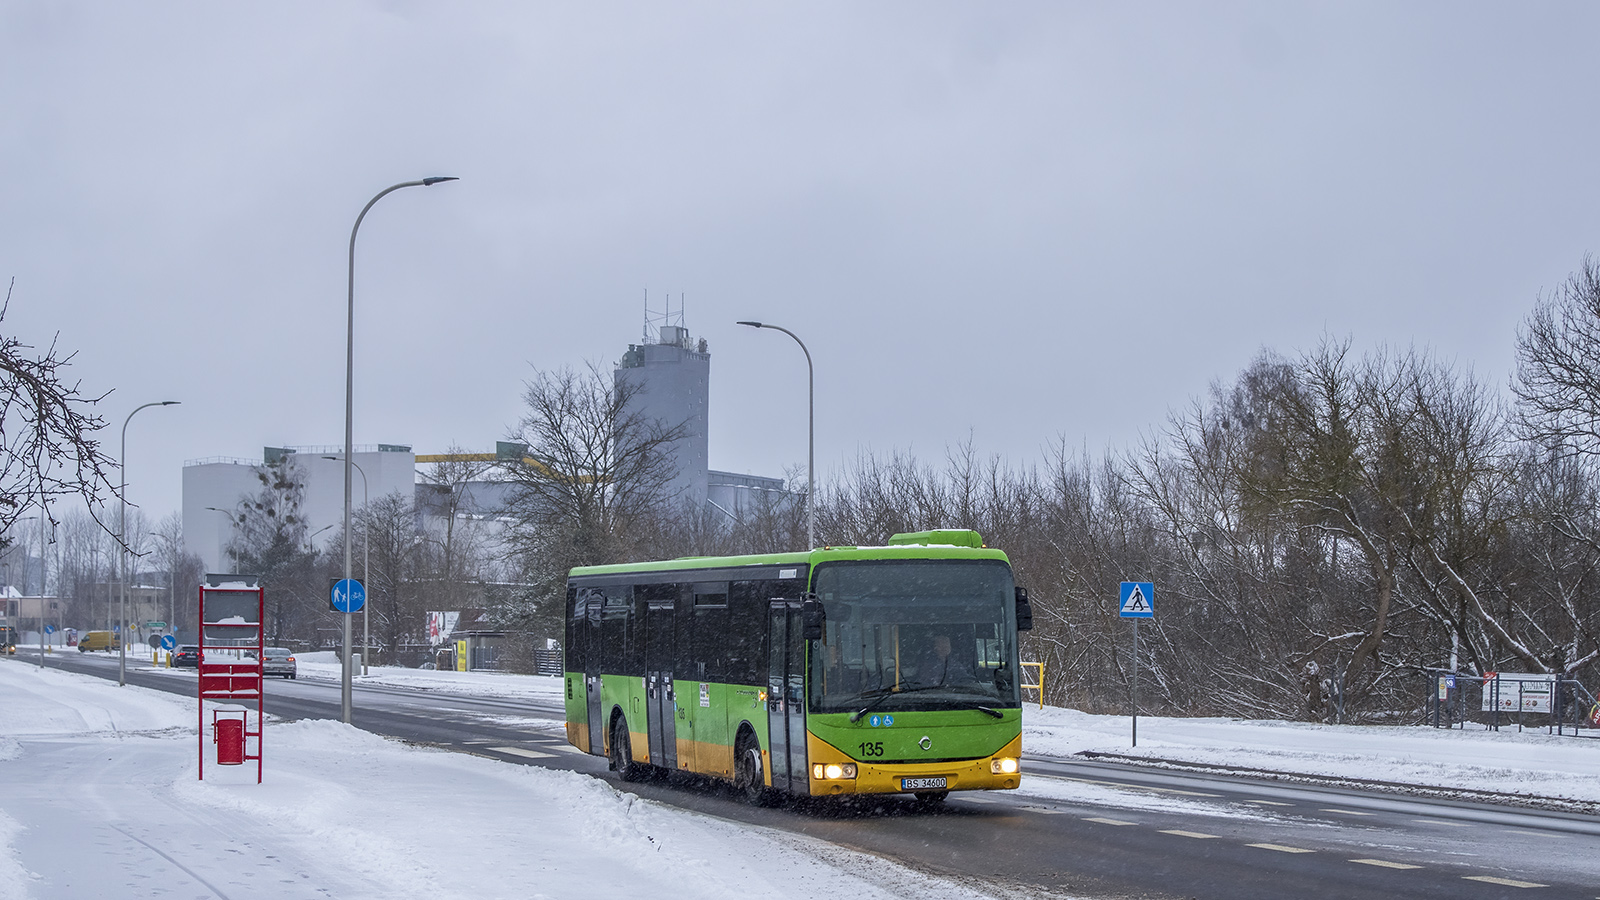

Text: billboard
xmin=427 ymin=611 xmax=459 ymax=646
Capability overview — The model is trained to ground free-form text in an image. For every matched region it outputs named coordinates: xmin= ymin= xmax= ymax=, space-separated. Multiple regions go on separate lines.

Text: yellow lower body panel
xmin=805 ymin=733 xmax=1023 ymax=797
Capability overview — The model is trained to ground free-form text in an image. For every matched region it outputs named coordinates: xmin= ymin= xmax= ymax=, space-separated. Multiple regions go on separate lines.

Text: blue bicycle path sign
xmin=331 ymin=578 xmax=366 ymax=613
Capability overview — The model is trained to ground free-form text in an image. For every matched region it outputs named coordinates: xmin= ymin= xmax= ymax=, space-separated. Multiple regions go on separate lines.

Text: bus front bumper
xmin=806 ymin=734 xmax=1022 ymax=796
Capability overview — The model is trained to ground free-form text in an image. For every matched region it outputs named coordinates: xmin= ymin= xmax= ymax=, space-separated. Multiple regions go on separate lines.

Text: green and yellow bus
xmin=563 ymin=529 xmax=1033 ymax=804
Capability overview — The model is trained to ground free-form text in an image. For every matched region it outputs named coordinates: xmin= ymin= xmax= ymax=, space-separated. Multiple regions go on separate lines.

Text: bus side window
xmin=692 ymin=582 xmax=729 ymax=683
xmin=673 ymin=583 xmax=696 ymax=683
xmin=599 ymin=585 xmax=631 ymax=675
xmin=727 ymin=581 xmax=765 ymax=686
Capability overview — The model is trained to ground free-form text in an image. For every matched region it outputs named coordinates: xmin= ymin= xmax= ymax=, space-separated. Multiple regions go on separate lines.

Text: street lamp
xmin=737 ymin=321 xmax=815 ymax=550
xmin=149 ymin=530 xmax=178 ymax=656
xmin=22 ymin=512 xmax=45 ymax=667
xmin=343 ymin=176 xmax=457 ymax=724
xmin=205 ymin=506 xmax=239 ymax=575
xmin=308 ymin=523 xmax=336 ymax=552
xmin=120 ymin=400 xmax=179 ymax=686
xmin=324 ymin=456 xmax=370 ymax=674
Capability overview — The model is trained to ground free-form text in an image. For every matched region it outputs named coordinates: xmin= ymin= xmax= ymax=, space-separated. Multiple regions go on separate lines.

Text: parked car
xmin=173 ymin=645 xmax=202 ymax=668
xmin=78 ymin=630 xmax=120 ymax=653
xmin=261 ymin=647 xmax=297 ymax=679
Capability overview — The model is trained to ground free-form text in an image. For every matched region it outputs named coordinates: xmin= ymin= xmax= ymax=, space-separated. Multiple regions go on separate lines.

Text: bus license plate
xmin=901 ymin=777 xmax=947 ymax=791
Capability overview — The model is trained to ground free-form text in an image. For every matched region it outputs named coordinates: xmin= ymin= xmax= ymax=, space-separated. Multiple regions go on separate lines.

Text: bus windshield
xmin=809 ymin=559 xmax=1019 ymax=715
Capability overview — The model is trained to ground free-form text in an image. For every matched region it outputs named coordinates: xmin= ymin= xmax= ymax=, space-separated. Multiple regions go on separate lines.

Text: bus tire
xmin=734 ymin=732 xmax=773 ymax=806
xmin=611 ymin=716 xmax=645 ymax=783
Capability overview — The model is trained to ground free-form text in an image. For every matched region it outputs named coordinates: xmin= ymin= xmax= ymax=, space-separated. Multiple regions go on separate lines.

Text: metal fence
xmin=1421 ymin=669 xmax=1599 ymax=736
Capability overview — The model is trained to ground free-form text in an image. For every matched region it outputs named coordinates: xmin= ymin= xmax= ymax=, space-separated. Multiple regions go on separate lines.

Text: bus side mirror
xmin=1015 ymin=586 xmax=1034 ymax=632
xmin=801 ymin=595 xmax=825 ymax=641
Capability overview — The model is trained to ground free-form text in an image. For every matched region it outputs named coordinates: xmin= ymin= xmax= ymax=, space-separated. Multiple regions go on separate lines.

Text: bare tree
xmin=1514 ymin=256 xmax=1600 ymax=458
xmin=0 ymin=281 xmax=120 ymax=537
xmin=499 ymin=361 xmax=689 ymax=618
xmin=224 ymin=455 xmax=324 ymax=644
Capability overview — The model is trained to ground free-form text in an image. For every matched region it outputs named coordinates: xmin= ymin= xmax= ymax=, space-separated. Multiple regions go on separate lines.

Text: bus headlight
xmin=812 ymin=763 xmax=858 ymax=780
xmin=990 ymin=757 xmax=1019 ymax=775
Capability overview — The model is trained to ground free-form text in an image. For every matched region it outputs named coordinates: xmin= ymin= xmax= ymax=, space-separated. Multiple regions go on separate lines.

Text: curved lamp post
xmin=343 ymin=176 xmax=457 ymax=724
xmin=120 ymin=400 xmax=179 ymax=686
xmin=736 ymin=321 xmax=814 ymax=551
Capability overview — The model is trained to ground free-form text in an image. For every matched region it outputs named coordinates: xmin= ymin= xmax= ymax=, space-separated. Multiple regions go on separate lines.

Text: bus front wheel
xmin=733 ymin=734 xmax=772 ymax=806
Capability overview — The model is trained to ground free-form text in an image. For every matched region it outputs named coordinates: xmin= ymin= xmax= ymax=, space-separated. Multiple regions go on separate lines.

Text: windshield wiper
xmin=847 ymin=685 xmax=939 ymax=723
xmin=968 ymin=704 xmax=1004 ymax=719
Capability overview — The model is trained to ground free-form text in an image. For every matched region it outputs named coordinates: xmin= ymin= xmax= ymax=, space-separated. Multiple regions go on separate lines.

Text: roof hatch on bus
xmin=887 ymin=529 xmax=984 ymax=548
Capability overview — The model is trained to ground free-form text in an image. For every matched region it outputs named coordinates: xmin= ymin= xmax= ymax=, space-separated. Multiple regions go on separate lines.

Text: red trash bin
xmin=214 ymin=716 xmax=246 ymax=766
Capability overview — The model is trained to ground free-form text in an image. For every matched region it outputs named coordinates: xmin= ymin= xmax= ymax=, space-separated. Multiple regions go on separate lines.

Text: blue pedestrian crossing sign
xmin=1119 ymin=582 xmax=1154 ymax=618
xmin=331 ymin=578 xmax=366 ymax=613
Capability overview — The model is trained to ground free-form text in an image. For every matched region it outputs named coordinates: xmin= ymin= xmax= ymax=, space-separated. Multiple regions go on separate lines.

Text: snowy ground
xmin=1020 ymin=706 xmax=1600 ymax=806
xmin=9 ymin=657 xmax=1600 ymax=898
xmin=0 ymin=662 xmax=999 ymax=900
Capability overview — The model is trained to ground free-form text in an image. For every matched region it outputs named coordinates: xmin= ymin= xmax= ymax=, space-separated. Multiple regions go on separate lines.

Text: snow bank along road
xmin=25 ymin=649 xmax=1600 ymax=900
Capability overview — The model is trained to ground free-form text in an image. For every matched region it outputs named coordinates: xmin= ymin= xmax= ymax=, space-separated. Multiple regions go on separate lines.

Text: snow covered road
xmin=0 ymin=661 xmax=1006 ymax=900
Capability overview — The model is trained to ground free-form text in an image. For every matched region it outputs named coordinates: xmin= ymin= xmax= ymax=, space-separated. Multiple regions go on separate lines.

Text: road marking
xmin=1503 ymin=829 xmax=1559 ymax=838
xmin=1351 ymin=859 xmax=1423 ymax=870
xmin=1240 ymin=799 xmax=1293 ymax=807
xmin=1144 ymin=786 xmax=1223 ymax=797
xmin=1414 ymin=818 xmax=1471 ymax=827
xmin=1320 ymin=808 xmax=1375 ymax=816
xmin=1082 ymin=817 xmax=1137 ymax=826
xmin=1247 ymin=843 xmax=1313 ymax=854
xmin=489 ymin=746 xmax=555 ymax=759
xmin=1034 ymin=809 xmax=1069 ymax=814
xmin=535 ymin=743 xmax=583 ymax=755
xmin=1054 ymin=776 xmax=1220 ymax=798
xmin=1462 ymin=875 xmax=1547 ymax=889
xmin=1159 ymin=829 xmax=1219 ymax=839
xmin=961 ymin=796 xmax=997 ymax=804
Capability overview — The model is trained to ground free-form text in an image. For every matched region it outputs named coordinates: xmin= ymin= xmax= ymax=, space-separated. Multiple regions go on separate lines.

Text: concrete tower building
xmin=615 ymin=323 xmax=711 ymax=510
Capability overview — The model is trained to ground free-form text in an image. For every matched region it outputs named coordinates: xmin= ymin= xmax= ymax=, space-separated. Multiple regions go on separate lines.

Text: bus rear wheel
xmin=610 ymin=717 xmax=645 ymax=783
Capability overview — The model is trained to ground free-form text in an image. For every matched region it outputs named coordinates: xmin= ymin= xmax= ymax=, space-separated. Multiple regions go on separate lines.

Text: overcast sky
xmin=5 ymin=2 xmax=1598 ymax=524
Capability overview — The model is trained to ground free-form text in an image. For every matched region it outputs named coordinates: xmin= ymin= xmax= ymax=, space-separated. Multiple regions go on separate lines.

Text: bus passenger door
xmin=580 ymin=590 xmax=604 ymax=755
xmin=767 ymin=600 xmax=808 ymax=795
xmin=585 ymin=673 xmax=603 ymax=755
xmin=646 ymin=599 xmax=677 ymax=770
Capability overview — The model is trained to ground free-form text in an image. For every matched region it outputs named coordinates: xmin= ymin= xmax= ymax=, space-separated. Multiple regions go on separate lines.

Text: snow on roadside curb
xmin=1021 ymin=705 xmax=1600 ymax=804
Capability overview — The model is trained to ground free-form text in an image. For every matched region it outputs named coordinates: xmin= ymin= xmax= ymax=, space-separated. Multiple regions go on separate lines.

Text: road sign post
xmin=330 ymin=579 xmax=366 ymax=726
xmin=1119 ymin=582 xmax=1154 ymax=747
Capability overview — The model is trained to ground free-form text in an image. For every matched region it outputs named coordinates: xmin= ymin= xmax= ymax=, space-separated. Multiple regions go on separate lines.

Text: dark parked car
xmin=262 ymin=647 xmax=297 ymax=679
xmin=173 ymin=645 xmax=202 ymax=668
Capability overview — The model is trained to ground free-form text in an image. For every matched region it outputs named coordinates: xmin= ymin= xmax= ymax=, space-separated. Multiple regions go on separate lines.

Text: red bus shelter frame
xmin=198 ymin=577 xmax=264 ymax=782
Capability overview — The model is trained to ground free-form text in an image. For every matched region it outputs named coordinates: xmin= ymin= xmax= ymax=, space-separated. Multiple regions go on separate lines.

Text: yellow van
xmin=77 ymin=630 xmax=120 ymax=652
